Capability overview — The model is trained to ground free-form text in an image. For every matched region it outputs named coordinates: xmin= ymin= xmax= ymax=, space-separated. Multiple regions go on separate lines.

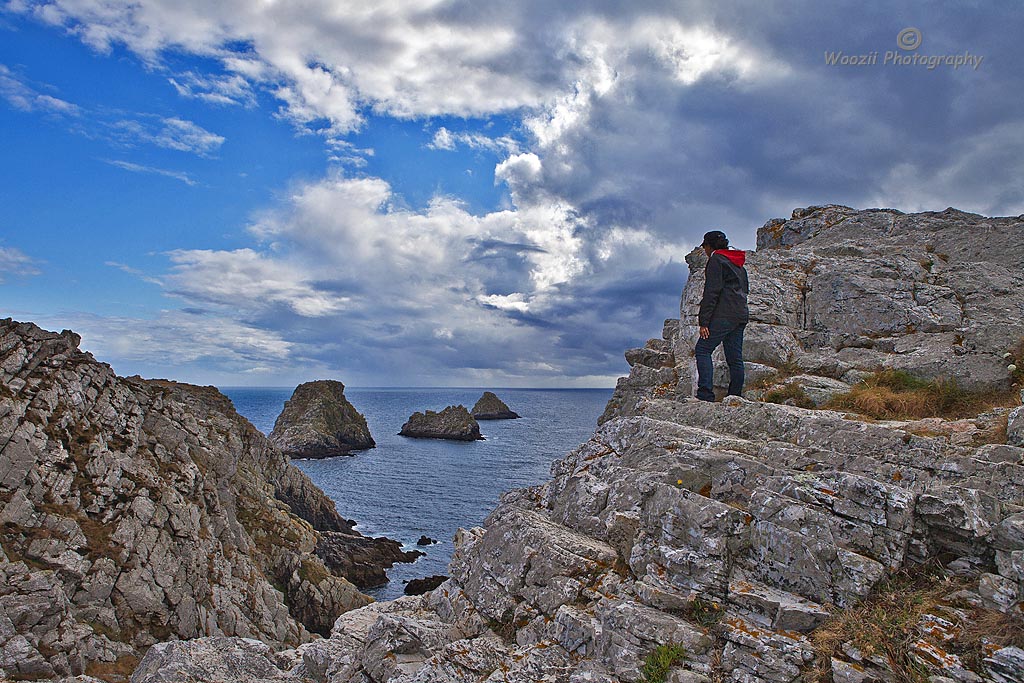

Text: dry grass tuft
xmin=957 ymin=607 xmax=1024 ymax=670
xmin=809 ymin=569 xmax=965 ymax=683
xmin=825 ymin=370 xmax=1017 ymax=420
xmin=762 ymin=382 xmax=816 ymax=409
xmin=85 ymin=654 xmax=140 ymax=683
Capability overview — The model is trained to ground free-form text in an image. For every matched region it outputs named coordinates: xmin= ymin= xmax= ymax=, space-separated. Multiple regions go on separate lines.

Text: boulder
xmin=269 ymin=380 xmax=374 ymax=458
xmin=668 ymin=206 xmax=1024 ymax=399
xmin=404 ymin=575 xmax=448 ymax=596
xmin=315 ymin=531 xmax=423 ymax=590
xmin=130 ymin=637 xmax=292 ymax=683
xmin=399 ymin=405 xmax=483 ymax=441
xmin=471 ymin=391 xmax=520 ymax=419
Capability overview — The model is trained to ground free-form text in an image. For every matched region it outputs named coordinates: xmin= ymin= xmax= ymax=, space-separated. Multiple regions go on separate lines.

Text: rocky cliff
xmin=0 ymin=320 xmax=414 ymax=681
xmin=270 ymin=381 xmax=375 ymax=458
xmin=26 ymin=206 xmax=1024 ymax=683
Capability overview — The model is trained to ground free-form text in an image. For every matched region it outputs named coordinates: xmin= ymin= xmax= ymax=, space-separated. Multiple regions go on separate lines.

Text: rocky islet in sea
xmin=398 ymin=404 xmax=484 ymax=441
xmin=269 ymin=380 xmax=375 ymax=458
xmin=470 ymin=391 xmax=520 ymax=420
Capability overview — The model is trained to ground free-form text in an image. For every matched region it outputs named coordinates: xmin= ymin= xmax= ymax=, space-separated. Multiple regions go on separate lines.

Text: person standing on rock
xmin=695 ymin=230 xmax=749 ymax=401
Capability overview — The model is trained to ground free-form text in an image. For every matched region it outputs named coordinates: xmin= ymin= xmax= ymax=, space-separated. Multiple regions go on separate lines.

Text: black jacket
xmin=698 ymin=249 xmax=749 ymax=327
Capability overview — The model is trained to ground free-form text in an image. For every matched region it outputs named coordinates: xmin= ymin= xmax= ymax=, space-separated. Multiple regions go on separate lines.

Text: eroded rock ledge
xmin=131 ymin=394 xmax=1024 ymax=683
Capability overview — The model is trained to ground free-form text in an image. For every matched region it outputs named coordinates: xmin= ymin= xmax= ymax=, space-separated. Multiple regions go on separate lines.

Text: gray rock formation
xmin=399 ymin=405 xmax=483 ymax=441
xmin=269 ymin=380 xmax=374 ymax=458
xmin=130 ymin=206 xmax=1024 ymax=683
xmin=0 ymin=319 xmax=415 ymax=679
xmin=128 ymin=637 xmax=295 ymax=683
xmin=1009 ymin=392 xmax=1024 ymax=448
xmin=605 ymin=205 xmax=1024 ymax=419
xmin=470 ymin=392 xmax=520 ymax=420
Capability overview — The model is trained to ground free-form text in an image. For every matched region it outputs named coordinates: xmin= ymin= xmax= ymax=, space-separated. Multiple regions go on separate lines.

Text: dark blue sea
xmin=220 ymin=387 xmax=613 ymax=601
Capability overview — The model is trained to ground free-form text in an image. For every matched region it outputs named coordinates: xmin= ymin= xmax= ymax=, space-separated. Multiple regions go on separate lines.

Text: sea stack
xmin=270 ymin=380 xmax=375 ymax=458
xmin=399 ymin=405 xmax=483 ymax=440
xmin=471 ymin=391 xmax=520 ymax=419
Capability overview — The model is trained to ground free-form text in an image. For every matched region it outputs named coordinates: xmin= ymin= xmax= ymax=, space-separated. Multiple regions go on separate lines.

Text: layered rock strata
xmin=470 ymin=392 xmax=520 ymax=420
xmin=0 ymin=320 xmax=414 ymax=679
xmin=270 ymin=381 xmax=375 ymax=458
xmin=399 ymin=406 xmax=483 ymax=441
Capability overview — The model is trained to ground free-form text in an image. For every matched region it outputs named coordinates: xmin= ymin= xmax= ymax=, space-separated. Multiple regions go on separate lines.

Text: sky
xmin=1 ymin=1 xmax=1022 ymax=388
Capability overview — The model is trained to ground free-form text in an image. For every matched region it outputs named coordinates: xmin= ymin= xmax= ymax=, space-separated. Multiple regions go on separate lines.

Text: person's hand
xmin=699 ymin=326 xmax=710 ymax=339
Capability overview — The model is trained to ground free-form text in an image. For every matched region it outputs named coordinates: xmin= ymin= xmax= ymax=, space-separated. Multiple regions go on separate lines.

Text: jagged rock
xmin=985 ymin=646 xmax=1024 ymax=683
xmin=176 ymin=319 xmax=1017 ymax=681
xmin=269 ymin=380 xmax=374 ymax=458
xmin=404 ymin=575 xmax=448 ymax=596
xmin=400 ymin=405 xmax=483 ymax=440
xmin=470 ymin=391 xmax=520 ymax=420
xmin=1009 ymin=398 xmax=1024 ymax=447
xmin=315 ymin=530 xmax=423 ymax=590
xmin=417 ymin=535 xmax=438 ymax=546
xmin=129 ymin=637 xmax=295 ymax=683
xmin=669 ymin=206 xmax=1024 ymax=400
xmin=0 ymin=319 xmax=416 ymax=678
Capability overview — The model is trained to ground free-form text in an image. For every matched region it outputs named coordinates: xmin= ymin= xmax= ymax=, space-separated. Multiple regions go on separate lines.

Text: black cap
xmin=701 ymin=230 xmax=727 ymax=246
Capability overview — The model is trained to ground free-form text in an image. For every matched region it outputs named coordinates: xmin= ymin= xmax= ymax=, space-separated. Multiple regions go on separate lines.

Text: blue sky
xmin=1 ymin=1 xmax=1022 ymax=387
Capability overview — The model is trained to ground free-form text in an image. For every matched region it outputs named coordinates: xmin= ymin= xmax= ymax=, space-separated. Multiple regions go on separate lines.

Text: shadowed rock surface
xmin=269 ymin=381 xmax=374 ymax=458
xmin=0 ymin=319 xmax=417 ymax=680
xmin=399 ymin=405 xmax=483 ymax=441
xmin=101 ymin=207 xmax=1024 ymax=683
xmin=404 ymin=575 xmax=448 ymax=596
xmin=315 ymin=531 xmax=422 ymax=590
xmin=470 ymin=392 xmax=520 ymax=420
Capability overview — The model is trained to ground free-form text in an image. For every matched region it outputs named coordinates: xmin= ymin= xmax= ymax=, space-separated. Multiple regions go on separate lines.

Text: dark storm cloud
xmin=18 ymin=1 xmax=1023 ymax=384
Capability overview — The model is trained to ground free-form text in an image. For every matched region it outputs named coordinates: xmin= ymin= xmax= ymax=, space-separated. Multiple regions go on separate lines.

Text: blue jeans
xmin=695 ymin=319 xmax=746 ymax=402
